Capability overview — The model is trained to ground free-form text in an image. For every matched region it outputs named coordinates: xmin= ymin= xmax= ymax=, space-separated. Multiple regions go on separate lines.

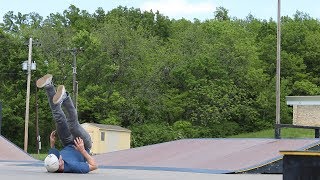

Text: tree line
xmin=1 ymin=5 xmax=319 ymax=153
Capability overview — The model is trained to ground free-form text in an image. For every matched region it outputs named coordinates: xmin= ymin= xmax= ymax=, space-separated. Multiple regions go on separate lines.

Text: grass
xmin=229 ymin=128 xmax=316 ymax=138
xmin=30 ymin=153 xmax=47 ymax=161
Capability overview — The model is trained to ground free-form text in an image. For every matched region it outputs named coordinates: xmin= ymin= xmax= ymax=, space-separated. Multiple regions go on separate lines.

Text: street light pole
xmin=275 ymin=0 xmax=281 ymax=139
xmin=24 ymin=38 xmax=33 ymax=152
xmin=71 ymin=49 xmax=78 ymax=109
xmin=65 ymin=47 xmax=83 ymax=109
xmin=35 ymin=83 xmax=40 ymax=154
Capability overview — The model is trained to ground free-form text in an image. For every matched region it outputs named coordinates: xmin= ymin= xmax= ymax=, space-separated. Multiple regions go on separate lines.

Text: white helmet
xmin=44 ymin=154 xmax=59 ymax=172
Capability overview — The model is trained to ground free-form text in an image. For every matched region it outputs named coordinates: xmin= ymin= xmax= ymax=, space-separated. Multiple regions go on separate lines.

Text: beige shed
xmin=81 ymin=123 xmax=131 ymax=154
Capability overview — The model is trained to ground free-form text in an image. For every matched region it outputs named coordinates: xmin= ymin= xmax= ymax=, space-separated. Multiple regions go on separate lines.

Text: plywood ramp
xmin=94 ymin=138 xmax=320 ymax=173
xmin=0 ymin=135 xmax=35 ymax=161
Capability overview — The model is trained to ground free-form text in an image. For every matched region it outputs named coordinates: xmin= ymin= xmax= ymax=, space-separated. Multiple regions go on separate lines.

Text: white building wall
xmin=293 ymin=105 xmax=320 ymax=126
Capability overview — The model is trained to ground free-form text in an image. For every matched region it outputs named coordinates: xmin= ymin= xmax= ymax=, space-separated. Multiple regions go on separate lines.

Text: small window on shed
xmin=101 ymin=132 xmax=105 ymax=141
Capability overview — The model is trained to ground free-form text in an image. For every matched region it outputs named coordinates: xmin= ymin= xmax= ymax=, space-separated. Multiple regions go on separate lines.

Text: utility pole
xmin=66 ymin=47 xmax=83 ymax=109
xmin=72 ymin=49 xmax=78 ymax=109
xmin=35 ymin=83 xmax=40 ymax=154
xmin=23 ymin=38 xmax=39 ymax=152
xmin=24 ymin=38 xmax=33 ymax=152
xmin=275 ymin=0 xmax=281 ymax=139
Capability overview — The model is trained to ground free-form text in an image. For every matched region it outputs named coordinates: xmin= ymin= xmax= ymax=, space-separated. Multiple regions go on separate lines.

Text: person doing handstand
xmin=37 ymin=74 xmax=98 ymax=173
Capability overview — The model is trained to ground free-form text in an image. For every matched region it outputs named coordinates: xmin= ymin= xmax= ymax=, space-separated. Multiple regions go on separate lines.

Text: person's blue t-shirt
xmin=60 ymin=145 xmax=90 ymax=173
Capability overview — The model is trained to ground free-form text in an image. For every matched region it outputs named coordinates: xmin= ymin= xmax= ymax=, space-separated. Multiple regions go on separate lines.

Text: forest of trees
xmin=1 ymin=5 xmax=320 ymax=153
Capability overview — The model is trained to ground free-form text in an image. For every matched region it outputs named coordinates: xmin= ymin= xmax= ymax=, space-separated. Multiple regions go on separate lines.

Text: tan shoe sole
xmin=53 ymin=85 xmax=66 ymax=104
xmin=36 ymin=74 xmax=52 ymax=88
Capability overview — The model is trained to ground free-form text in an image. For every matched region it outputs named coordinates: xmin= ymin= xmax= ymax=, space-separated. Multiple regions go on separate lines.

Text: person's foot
xmin=36 ymin=74 xmax=53 ymax=88
xmin=53 ymin=85 xmax=67 ymax=104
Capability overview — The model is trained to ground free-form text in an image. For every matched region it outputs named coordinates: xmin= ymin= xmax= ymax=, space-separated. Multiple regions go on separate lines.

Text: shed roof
xmin=82 ymin=123 xmax=131 ymax=133
xmin=286 ymin=96 xmax=320 ymax=105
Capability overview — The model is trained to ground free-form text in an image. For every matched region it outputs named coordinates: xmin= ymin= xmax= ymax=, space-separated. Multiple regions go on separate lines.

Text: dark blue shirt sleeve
xmin=64 ymin=161 xmax=90 ymax=173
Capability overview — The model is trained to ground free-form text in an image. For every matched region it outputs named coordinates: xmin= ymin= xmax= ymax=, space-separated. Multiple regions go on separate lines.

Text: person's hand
xmin=73 ymin=137 xmax=97 ymax=171
xmin=50 ymin=130 xmax=56 ymax=148
xmin=74 ymin=137 xmax=85 ymax=153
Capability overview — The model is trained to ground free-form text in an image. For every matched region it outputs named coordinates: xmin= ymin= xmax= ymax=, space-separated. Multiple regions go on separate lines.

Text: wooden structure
xmin=81 ymin=123 xmax=131 ymax=154
xmin=280 ymin=150 xmax=320 ymax=180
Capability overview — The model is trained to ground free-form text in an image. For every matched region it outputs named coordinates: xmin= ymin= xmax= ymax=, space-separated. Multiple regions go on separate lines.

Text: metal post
xmin=275 ymin=0 xmax=281 ymax=139
xmin=35 ymin=83 xmax=39 ymax=154
xmin=64 ymin=47 xmax=82 ymax=109
xmin=24 ymin=38 xmax=33 ymax=152
xmin=315 ymin=129 xmax=319 ymax=138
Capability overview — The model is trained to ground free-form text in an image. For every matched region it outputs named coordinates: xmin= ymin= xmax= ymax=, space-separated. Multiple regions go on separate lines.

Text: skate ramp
xmin=94 ymin=138 xmax=320 ymax=174
xmin=0 ymin=135 xmax=36 ymax=161
xmin=1 ymin=135 xmax=318 ymax=174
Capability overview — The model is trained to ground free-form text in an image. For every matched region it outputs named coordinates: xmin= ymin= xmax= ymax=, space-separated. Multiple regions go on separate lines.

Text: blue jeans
xmin=45 ymin=84 xmax=92 ymax=150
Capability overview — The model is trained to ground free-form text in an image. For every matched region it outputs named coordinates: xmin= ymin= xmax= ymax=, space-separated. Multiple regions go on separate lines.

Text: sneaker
xmin=53 ymin=85 xmax=67 ymax=104
xmin=36 ymin=74 xmax=53 ymax=88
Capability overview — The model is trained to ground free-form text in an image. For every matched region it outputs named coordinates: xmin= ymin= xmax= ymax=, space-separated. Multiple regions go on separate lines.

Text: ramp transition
xmin=0 ymin=135 xmax=36 ymax=161
xmin=94 ymin=138 xmax=320 ymax=174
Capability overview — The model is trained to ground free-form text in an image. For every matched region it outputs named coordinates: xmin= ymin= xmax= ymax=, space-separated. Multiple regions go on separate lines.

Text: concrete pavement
xmin=0 ymin=161 xmax=282 ymax=180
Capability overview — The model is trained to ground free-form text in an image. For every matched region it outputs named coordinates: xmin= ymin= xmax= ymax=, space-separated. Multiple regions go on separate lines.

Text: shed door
xmin=107 ymin=131 xmax=119 ymax=152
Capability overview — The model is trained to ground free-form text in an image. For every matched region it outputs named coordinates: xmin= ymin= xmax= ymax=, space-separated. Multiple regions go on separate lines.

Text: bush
xmin=130 ymin=123 xmax=179 ymax=147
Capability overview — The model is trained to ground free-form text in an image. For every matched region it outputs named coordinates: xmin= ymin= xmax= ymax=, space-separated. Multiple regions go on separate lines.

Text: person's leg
xmin=54 ymin=85 xmax=92 ymax=150
xmin=38 ymin=75 xmax=74 ymax=147
xmin=63 ymin=96 xmax=92 ymax=150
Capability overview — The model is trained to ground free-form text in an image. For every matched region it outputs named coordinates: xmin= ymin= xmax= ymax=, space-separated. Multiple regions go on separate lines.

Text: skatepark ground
xmin=0 ymin=161 xmax=282 ymax=180
xmin=5 ymin=135 xmax=319 ymax=179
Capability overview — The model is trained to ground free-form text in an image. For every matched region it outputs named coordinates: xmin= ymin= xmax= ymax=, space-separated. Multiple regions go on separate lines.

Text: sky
xmin=0 ymin=0 xmax=319 ymax=23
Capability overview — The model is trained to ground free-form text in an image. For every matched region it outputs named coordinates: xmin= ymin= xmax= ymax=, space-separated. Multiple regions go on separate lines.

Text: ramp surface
xmin=0 ymin=135 xmax=35 ymax=161
xmin=0 ymin=135 xmax=318 ymax=174
xmin=94 ymin=138 xmax=320 ymax=173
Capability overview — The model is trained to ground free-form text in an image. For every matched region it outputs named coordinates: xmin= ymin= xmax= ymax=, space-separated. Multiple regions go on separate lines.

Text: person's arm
xmin=74 ymin=137 xmax=98 ymax=171
xmin=50 ymin=130 xmax=56 ymax=148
